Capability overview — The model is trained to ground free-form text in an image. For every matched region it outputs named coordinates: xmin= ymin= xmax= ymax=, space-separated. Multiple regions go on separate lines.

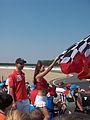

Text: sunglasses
xmin=19 ymin=62 xmax=24 ymax=65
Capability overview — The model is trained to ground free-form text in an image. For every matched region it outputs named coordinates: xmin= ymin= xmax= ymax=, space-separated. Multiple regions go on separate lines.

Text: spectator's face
xmin=40 ymin=65 xmax=45 ymax=72
xmin=16 ymin=63 xmax=24 ymax=70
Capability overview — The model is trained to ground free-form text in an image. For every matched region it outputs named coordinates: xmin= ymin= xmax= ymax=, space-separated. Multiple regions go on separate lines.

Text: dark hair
xmin=30 ymin=108 xmax=44 ymax=120
xmin=59 ymin=113 xmax=90 ymax=120
xmin=0 ymin=93 xmax=13 ymax=110
xmin=15 ymin=58 xmax=26 ymax=64
xmin=33 ymin=60 xmax=42 ymax=84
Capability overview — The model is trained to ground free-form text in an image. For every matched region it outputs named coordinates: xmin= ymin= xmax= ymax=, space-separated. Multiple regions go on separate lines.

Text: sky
xmin=0 ymin=0 xmax=90 ymax=64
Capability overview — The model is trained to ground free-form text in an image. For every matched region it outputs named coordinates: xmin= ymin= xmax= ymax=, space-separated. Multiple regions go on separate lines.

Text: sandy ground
xmin=0 ymin=68 xmax=67 ymax=85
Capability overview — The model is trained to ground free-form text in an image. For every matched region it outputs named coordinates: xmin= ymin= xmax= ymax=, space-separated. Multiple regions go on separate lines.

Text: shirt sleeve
xmin=8 ymin=74 xmax=15 ymax=87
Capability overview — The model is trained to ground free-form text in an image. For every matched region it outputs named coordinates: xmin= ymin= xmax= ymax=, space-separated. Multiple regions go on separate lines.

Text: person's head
xmin=35 ymin=60 xmax=44 ymax=73
xmin=33 ymin=60 xmax=45 ymax=84
xmin=59 ymin=81 xmax=64 ymax=88
xmin=54 ymin=115 xmax=60 ymax=120
xmin=30 ymin=108 xmax=44 ymax=120
xmin=70 ymin=84 xmax=79 ymax=96
xmin=59 ymin=113 xmax=90 ymax=120
xmin=70 ymin=84 xmax=79 ymax=93
xmin=66 ymin=83 xmax=71 ymax=90
xmin=5 ymin=109 xmax=31 ymax=120
xmin=0 ymin=93 xmax=13 ymax=113
xmin=15 ymin=58 xmax=26 ymax=71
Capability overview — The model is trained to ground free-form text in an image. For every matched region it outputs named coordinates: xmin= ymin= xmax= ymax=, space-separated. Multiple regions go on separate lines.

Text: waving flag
xmin=59 ymin=35 xmax=90 ymax=80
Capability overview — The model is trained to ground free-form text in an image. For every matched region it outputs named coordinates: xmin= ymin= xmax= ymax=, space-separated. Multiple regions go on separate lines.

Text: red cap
xmin=66 ymin=83 xmax=71 ymax=88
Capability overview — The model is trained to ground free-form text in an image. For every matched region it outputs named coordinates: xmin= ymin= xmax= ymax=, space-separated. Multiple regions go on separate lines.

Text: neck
xmin=16 ymin=68 xmax=22 ymax=73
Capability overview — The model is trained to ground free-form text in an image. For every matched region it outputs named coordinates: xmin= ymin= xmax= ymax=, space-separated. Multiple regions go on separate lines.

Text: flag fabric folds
xmin=59 ymin=35 xmax=90 ymax=80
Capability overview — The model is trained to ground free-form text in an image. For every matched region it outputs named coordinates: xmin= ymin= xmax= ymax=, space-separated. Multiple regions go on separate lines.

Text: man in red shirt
xmin=7 ymin=58 xmax=30 ymax=112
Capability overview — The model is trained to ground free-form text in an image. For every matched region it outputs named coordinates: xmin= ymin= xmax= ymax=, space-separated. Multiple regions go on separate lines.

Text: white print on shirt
xmin=16 ymin=75 xmax=22 ymax=82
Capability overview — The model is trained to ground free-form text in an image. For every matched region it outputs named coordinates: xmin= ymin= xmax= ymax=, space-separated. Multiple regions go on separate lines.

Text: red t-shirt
xmin=64 ymin=90 xmax=70 ymax=95
xmin=36 ymin=78 xmax=48 ymax=90
xmin=8 ymin=70 xmax=28 ymax=101
xmin=36 ymin=78 xmax=57 ymax=97
xmin=30 ymin=89 xmax=38 ymax=105
xmin=30 ymin=78 xmax=48 ymax=105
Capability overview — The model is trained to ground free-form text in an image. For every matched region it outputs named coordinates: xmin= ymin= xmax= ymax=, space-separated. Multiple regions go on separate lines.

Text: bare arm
xmin=9 ymin=87 xmax=16 ymax=109
xmin=77 ymin=95 xmax=84 ymax=111
xmin=36 ymin=56 xmax=60 ymax=79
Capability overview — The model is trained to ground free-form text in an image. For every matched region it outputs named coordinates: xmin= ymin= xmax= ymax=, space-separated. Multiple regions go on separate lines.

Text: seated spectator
xmin=64 ymin=83 xmax=71 ymax=95
xmin=70 ymin=84 xmax=84 ymax=112
xmin=63 ymin=83 xmax=75 ymax=114
xmin=0 ymin=93 xmax=13 ymax=120
xmin=53 ymin=82 xmax=67 ymax=115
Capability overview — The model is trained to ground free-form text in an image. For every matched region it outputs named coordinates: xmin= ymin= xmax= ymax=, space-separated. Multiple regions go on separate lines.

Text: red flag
xmin=59 ymin=35 xmax=90 ymax=80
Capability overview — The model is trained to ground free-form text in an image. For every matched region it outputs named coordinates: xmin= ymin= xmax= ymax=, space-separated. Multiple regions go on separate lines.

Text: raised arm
xmin=36 ymin=56 xmax=60 ymax=79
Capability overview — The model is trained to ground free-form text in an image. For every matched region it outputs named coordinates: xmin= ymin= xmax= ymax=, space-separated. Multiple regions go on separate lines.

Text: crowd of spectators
xmin=0 ymin=57 xmax=90 ymax=120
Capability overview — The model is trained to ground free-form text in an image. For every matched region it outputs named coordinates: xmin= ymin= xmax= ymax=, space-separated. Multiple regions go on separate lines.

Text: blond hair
xmin=5 ymin=109 xmax=31 ymax=120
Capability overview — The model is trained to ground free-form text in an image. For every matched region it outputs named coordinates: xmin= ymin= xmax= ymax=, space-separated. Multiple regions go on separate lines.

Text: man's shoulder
xmin=21 ymin=71 xmax=25 ymax=75
xmin=8 ymin=70 xmax=17 ymax=77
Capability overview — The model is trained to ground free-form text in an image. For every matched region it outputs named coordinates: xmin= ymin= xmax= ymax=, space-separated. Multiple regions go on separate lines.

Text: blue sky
xmin=0 ymin=0 xmax=90 ymax=63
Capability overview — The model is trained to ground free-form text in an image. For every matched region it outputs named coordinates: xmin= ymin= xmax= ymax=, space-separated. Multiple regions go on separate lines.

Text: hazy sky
xmin=0 ymin=0 xmax=90 ymax=63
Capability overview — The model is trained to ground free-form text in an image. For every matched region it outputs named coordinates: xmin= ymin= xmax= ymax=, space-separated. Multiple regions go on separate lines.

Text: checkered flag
xmin=59 ymin=35 xmax=90 ymax=80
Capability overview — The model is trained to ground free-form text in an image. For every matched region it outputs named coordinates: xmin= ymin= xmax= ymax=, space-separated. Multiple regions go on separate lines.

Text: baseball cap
xmin=15 ymin=58 xmax=26 ymax=64
xmin=70 ymin=84 xmax=79 ymax=91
